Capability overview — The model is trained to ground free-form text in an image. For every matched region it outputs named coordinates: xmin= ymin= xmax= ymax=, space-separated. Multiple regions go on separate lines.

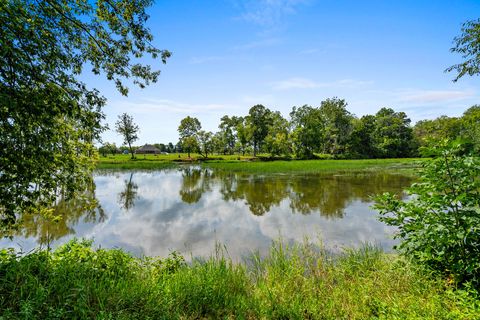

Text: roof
xmin=135 ymin=144 xmax=161 ymax=153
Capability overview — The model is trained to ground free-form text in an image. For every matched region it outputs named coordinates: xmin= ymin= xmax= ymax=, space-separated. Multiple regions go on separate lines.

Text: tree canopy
xmin=0 ymin=0 xmax=169 ymax=228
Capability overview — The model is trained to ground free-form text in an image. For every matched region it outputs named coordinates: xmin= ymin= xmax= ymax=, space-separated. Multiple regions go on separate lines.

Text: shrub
xmin=374 ymin=141 xmax=480 ymax=287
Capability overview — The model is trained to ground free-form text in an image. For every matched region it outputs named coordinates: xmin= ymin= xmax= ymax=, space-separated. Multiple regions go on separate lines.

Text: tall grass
xmin=1 ymin=239 xmax=478 ymax=319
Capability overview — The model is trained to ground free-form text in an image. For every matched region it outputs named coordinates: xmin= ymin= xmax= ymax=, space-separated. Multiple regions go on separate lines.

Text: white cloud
xmin=113 ymin=98 xmax=237 ymax=116
xmin=233 ymin=37 xmax=282 ymax=50
xmin=399 ymin=90 xmax=475 ymax=103
xmin=271 ymin=77 xmax=373 ymax=90
xmin=237 ymin=0 xmax=311 ymax=27
xmin=189 ymin=56 xmax=228 ymax=64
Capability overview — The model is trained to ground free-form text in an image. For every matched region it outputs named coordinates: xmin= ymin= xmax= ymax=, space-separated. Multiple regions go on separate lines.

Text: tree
xmin=178 ymin=116 xmax=201 ymax=158
xmin=347 ymin=115 xmax=376 ymax=158
xmin=115 ymin=113 xmax=139 ymax=159
xmin=413 ymin=116 xmax=462 ymax=151
xmin=446 ymin=19 xmax=480 ymax=81
xmin=219 ymin=115 xmax=240 ymax=155
xmin=98 ymin=142 xmax=118 ymax=157
xmin=290 ymin=105 xmax=324 ymax=159
xmin=197 ymin=130 xmax=214 ymax=158
xmin=373 ymin=107 xmax=415 ymax=158
xmin=319 ymin=98 xmax=354 ymax=155
xmin=235 ymin=118 xmax=251 ymax=156
xmin=264 ymin=111 xmax=291 ymax=157
xmin=0 ymin=0 xmax=169 ymax=228
xmin=246 ymin=105 xmax=272 ymax=156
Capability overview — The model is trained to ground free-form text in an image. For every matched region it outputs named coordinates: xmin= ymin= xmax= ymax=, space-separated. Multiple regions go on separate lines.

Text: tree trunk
xmin=128 ymin=142 xmax=134 ymax=159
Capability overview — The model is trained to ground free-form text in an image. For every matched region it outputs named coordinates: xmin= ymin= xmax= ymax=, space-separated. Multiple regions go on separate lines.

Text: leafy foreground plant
xmin=1 ymin=239 xmax=479 ymax=319
xmin=375 ymin=142 xmax=480 ymax=287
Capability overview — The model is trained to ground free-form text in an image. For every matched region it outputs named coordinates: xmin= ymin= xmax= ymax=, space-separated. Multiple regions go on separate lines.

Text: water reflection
xmin=181 ymin=170 xmax=411 ymax=218
xmin=118 ymin=173 xmax=138 ymax=211
xmin=1 ymin=168 xmax=414 ymax=259
xmin=6 ymin=186 xmax=105 ymax=248
xmin=179 ymin=167 xmax=212 ymax=204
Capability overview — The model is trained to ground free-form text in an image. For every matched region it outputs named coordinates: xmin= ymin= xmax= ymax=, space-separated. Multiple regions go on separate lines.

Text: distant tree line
xmin=100 ymin=99 xmax=479 ymax=160
xmin=174 ymin=98 xmax=479 ymax=159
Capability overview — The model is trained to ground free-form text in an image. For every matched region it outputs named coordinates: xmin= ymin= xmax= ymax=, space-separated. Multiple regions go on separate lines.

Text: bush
xmin=375 ymin=142 xmax=480 ymax=287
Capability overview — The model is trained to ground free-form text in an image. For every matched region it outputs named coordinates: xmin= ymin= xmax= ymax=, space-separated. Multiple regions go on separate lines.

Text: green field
xmin=1 ymin=239 xmax=477 ymax=319
xmin=96 ymin=153 xmax=424 ymax=172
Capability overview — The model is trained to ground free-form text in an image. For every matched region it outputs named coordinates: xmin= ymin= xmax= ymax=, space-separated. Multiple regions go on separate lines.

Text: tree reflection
xmin=179 ymin=167 xmax=212 ymax=204
xmin=7 ymin=183 xmax=106 ymax=248
xmin=219 ymin=174 xmax=289 ymax=215
xmin=118 ymin=173 xmax=138 ymax=211
xmin=180 ymin=169 xmax=414 ymax=218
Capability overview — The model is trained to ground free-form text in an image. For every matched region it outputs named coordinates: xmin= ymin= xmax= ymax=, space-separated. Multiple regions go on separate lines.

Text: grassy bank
xmin=202 ymin=158 xmax=422 ymax=173
xmin=97 ymin=153 xmax=423 ymax=173
xmin=1 ymin=239 xmax=478 ymax=319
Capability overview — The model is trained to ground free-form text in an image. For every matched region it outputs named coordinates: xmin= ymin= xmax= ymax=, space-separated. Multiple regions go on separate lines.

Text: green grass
xmin=97 ymin=153 xmax=423 ymax=173
xmin=1 ymin=239 xmax=478 ymax=319
xmin=202 ymin=158 xmax=422 ymax=173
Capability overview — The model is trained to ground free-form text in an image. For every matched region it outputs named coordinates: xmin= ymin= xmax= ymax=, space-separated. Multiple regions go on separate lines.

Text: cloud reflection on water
xmin=1 ymin=168 xmax=413 ymax=260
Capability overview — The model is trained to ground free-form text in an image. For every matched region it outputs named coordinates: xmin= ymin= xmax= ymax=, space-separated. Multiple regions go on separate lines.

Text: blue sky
xmin=96 ymin=0 xmax=480 ymax=145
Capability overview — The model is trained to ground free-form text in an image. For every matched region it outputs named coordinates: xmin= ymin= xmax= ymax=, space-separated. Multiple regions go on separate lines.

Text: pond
xmin=1 ymin=167 xmax=414 ymax=260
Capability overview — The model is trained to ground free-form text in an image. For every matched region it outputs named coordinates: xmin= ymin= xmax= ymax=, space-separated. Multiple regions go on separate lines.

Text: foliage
xmin=290 ymin=105 xmax=324 ymax=158
xmin=446 ymin=19 xmax=480 ymax=81
xmin=461 ymin=105 xmax=480 ymax=153
xmin=235 ymin=117 xmax=252 ymax=156
xmin=1 ymin=239 xmax=478 ymax=319
xmin=319 ymin=97 xmax=354 ymax=155
xmin=0 ymin=0 xmax=168 ymax=227
xmin=115 ymin=113 xmax=139 ymax=159
xmin=246 ymin=104 xmax=272 ymax=156
xmin=197 ymin=130 xmax=214 ymax=158
xmin=373 ymin=107 xmax=415 ymax=158
xmin=375 ymin=142 xmax=480 ymax=287
xmin=178 ymin=116 xmax=201 ymax=158
xmin=218 ymin=115 xmax=241 ymax=155
xmin=264 ymin=111 xmax=291 ymax=157
xmin=98 ymin=142 xmax=118 ymax=157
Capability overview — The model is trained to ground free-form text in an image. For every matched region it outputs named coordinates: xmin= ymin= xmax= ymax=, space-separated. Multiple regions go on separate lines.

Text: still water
xmin=1 ymin=167 xmax=414 ymax=260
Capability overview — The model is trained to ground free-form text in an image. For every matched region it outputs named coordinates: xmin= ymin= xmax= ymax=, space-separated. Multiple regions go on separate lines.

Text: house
xmin=135 ymin=144 xmax=161 ymax=154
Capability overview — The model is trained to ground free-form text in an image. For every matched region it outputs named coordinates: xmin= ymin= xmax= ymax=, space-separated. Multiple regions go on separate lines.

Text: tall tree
xmin=235 ymin=117 xmax=251 ymax=156
xmin=373 ymin=108 xmax=415 ymax=158
xmin=347 ymin=115 xmax=376 ymax=158
xmin=319 ymin=98 xmax=354 ymax=155
xmin=0 ymin=0 xmax=169 ymax=227
xmin=265 ymin=111 xmax=291 ymax=157
xmin=246 ymin=105 xmax=272 ymax=156
xmin=115 ymin=113 xmax=139 ymax=159
xmin=178 ymin=116 xmax=201 ymax=158
xmin=197 ymin=130 xmax=214 ymax=158
xmin=290 ymin=105 xmax=324 ymax=159
xmin=218 ymin=115 xmax=240 ymax=155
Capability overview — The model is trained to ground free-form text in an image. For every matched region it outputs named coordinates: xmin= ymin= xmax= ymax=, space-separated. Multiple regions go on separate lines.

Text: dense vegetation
xmin=1 ymin=239 xmax=479 ymax=319
xmin=376 ymin=143 xmax=480 ymax=288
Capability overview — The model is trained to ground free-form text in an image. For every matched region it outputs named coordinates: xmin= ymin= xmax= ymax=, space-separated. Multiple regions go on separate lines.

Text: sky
xmin=93 ymin=0 xmax=480 ymax=146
